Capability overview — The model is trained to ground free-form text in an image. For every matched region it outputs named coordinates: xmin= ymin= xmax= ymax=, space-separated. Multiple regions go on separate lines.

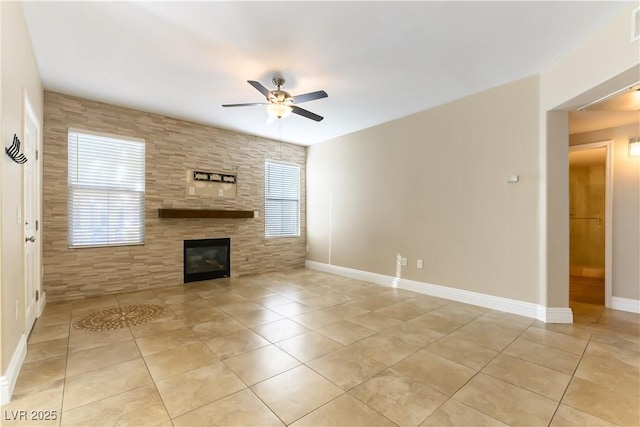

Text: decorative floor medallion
xmin=72 ymin=304 xmax=166 ymax=331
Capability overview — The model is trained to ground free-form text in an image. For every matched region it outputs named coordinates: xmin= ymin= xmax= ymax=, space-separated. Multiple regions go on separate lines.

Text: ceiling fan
xmin=222 ymin=78 xmax=328 ymax=123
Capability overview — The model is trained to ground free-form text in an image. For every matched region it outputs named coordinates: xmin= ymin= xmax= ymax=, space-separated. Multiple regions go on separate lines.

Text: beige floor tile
xmin=291 ymin=309 xmax=342 ymax=329
xmin=276 ymin=331 xmax=343 ymax=363
xmin=62 ymin=358 xmax=152 ymax=411
xmin=67 ymin=327 xmax=133 ymax=354
xmin=520 ymin=326 xmax=589 ymax=355
xmin=28 ymin=323 xmax=70 ymax=345
xmin=453 ymin=374 xmax=558 ymax=426
xmin=251 ymin=294 xmax=295 ymax=308
xmin=377 ymin=321 xmax=444 ymax=348
xmin=589 ymin=331 xmax=640 ymax=357
xmin=350 ymin=295 xmax=398 ymax=311
xmin=35 ymin=310 xmax=72 ymax=328
xmin=406 ymin=312 xmax=471 ymax=335
xmin=11 ymin=356 xmax=66 ymax=396
xmin=269 ymin=301 xmax=315 ymax=317
xmin=291 ymin=394 xmax=394 ymax=426
xmin=574 ymin=350 xmax=640 ymax=395
xmin=322 ymin=302 xmax=370 ymax=319
xmin=562 ymin=376 xmax=640 ymax=426
xmin=40 ymin=301 xmax=73 ymax=315
xmin=204 ymin=293 xmax=249 ymax=306
xmin=482 ymin=354 xmax=572 ymax=400
xmin=550 ymin=404 xmax=617 ymax=426
xmin=2 ymin=379 xmax=64 ymax=421
xmin=315 ymin=320 xmax=376 ymax=345
xmin=66 ymin=340 xmax=141 ymax=377
xmin=175 ymin=307 xmax=227 ymax=326
xmin=190 ymin=316 xmax=247 ymax=339
xmin=253 ymin=319 xmax=309 ymax=343
xmin=307 ymin=346 xmax=387 ymax=390
xmin=166 ymin=297 xmax=214 ymax=314
xmin=283 ymin=289 xmax=322 ymax=302
xmin=172 ymin=389 xmax=284 ymax=427
xmin=70 ymin=295 xmax=119 ymax=311
xmin=480 ymin=310 xmax=534 ymax=328
xmin=24 ymin=337 xmax=69 ymax=364
xmin=223 ymin=344 xmax=300 ymax=385
xmin=425 ymin=335 xmax=498 ymax=370
xmin=447 ymin=320 xmax=524 ymax=352
xmin=431 ymin=301 xmax=488 ymax=319
xmin=420 ymin=399 xmax=508 ymax=427
xmin=232 ymin=286 xmax=276 ymax=299
xmin=205 ymin=328 xmax=270 ymax=359
xmin=128 ymin=316 xmax=187 ymax=338
xmin=251 ymin=365 xmax=343 ymax=424
xmin=218 ymin=301 xmax=264 ymax=316
xmin=393 ymin=350 xmax=476 ymax=396
xmin=302 ymin=294 xmax=352 ymax=309
xmin=348 ymin=335 xmax=419 ymax=366
xmin=144 ymin=341 xmax=219 ymax=381
xmin=61 ymin=384 xmax=170 ymax=427
xmin=503 ymin=338 xmax=581 ymax=375
xmin=156 ymin=362 xmax=246 ymax=418
xmin=374 ymin=298 xmax=439 ymax=321
xmin=232 ymin=308 xmax=284 ymax=327
xmin=134 ymin=326 xmax=200 ymax=356
xmin=350 ymin=368 xmax=448 ymax=426
xmin=346 ymin=312 xmax=403 ymax=332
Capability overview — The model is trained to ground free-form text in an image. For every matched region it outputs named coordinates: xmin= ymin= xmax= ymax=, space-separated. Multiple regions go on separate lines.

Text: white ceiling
xmin=21 ymin=1 xmax=633 ymax=146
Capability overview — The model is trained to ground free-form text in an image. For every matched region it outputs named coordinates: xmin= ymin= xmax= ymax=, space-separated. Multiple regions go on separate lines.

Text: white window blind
xmin=68 ymin=130 xmax=145 ymax=248
xmin=265 ymin=161 xmax=300 ymax=237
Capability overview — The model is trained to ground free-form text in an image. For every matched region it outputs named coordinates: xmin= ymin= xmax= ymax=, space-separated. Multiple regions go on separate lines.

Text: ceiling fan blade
xmin=293 ymin=90 xmax=328 ymax=104
xmin=222 ymin=102 xmax=268 ymax=107
xmin=291 ymin=105 xmax=323 ymax=122
xmin=247 ymin=80 xmax=271 ymax=98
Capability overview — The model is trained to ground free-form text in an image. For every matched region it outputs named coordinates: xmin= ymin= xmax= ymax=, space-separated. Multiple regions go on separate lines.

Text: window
xmin=265 ymin=161 xmax=300 ymax=237
xmin=68 ymin=130 xmax=145 ymax=247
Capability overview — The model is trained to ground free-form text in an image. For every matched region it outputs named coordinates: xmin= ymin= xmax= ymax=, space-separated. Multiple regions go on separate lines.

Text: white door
xmin=24 ymin=96 xmax=41 ymax=333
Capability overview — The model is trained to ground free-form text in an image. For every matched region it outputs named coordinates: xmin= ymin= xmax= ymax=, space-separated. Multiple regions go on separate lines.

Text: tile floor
xmin=2 ymin=269 xmax=639 ymax=426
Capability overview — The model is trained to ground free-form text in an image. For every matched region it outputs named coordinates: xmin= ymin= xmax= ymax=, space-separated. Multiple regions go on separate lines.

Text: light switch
xmin=218 ymin=189 xmax=224 ymax=196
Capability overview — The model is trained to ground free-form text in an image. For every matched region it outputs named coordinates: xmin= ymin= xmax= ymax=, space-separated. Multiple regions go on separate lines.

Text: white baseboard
xmin=38 ymin=291 xmax=47 ymax=317
xmin=611 ymin=296 xmax=640 ymax=313
xmin=305 ymin=261 xmax=573 ymax=324
xmin=0 ymin=334 xmax=27 ymax=404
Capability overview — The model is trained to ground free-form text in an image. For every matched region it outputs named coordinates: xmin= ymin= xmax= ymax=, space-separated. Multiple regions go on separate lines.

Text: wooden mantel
xmin=158 ymin=208 xmax=255 ymax=219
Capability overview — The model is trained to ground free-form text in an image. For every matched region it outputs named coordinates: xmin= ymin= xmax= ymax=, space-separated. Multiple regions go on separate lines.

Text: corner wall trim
xmin=305 ymin=261 xmax=573 ymax=323
xmin=611 ymin=296 xmax=640 ymax=314
xmin=0 ymin=334 xmax=27 ymax=404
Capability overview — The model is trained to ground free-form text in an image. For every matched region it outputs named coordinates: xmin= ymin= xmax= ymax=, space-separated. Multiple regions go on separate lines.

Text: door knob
xmin=25 ymin=236 xmax=35 ymax=243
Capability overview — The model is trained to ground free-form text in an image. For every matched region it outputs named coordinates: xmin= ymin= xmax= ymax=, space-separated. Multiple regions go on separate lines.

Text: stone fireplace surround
xmin=42 ymin=91 xmax=306 ymax=301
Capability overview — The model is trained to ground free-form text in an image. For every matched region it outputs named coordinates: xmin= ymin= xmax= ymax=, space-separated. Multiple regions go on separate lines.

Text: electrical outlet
xmin=417 ymin=259 xmax=423 ymax=269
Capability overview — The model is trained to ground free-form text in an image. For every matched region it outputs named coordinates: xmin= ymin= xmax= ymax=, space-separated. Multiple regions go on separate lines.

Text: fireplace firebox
xmin=183 ymin=238 xmax=230 ymax=283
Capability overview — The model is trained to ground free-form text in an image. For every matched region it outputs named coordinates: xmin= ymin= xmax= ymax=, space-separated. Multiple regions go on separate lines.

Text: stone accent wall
xmin=43 ymin=91 xmax=306 ymax=301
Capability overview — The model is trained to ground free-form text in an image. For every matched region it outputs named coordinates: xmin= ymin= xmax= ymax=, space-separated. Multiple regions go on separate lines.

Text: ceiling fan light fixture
xmin=267 ymin=104 xmax=293 ymax=119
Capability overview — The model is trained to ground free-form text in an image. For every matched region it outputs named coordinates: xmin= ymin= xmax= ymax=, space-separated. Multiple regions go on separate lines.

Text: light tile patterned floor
xmin=2 ymin=269 xmax=639 ymax=426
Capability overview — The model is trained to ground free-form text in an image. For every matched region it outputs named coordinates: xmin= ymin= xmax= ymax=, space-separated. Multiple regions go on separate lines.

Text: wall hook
xmin=5 ymin=134 xmax=28 ymax=164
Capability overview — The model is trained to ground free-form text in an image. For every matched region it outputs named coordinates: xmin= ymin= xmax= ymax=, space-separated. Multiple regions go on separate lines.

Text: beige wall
xmin=569 ymin=162 xmax=606 ymax=275
xmin=1 ymin=2 xmax=43 ymax=374
xmin=307 ymin=76 xmax=542 ymax=303
xmin=43 ymin=92 xmax=306 ymax=301
xmin=570 ymin=124 xmax=640 ymax=300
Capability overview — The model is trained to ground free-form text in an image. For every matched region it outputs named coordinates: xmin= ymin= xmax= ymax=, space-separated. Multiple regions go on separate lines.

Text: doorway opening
xmin=568 ymin=141 xmax=612 ymax=309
